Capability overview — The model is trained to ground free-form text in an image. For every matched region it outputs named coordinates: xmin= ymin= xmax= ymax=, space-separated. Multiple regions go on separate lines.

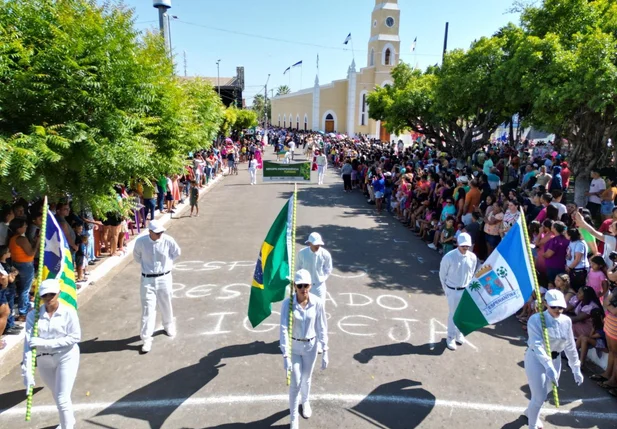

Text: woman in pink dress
xmin=171 ymin=174 xmax=181 ymax=207
xmin=534 ymin=219 xmax=555 ymax=280
xmin=255 ymin=148 xmax=263 ymax=169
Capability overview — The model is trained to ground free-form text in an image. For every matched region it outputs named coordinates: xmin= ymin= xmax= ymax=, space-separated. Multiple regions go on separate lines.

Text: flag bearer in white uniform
xmin=297 ymin=232 xmax=333 ymax=308
xmin=315 ymin=150 xmax=328 ymax=185
xmin=439 ymin=232 xmax=477 ymax=351
xmin=133 ymin=220 xmax=181 ymax=353
xmin=524 ymin=290 xmax=583 ymax=429
xmin=280 ymin=269 xmax=328 ymax=429
xmin=248 ymin=157 xmax=258 ymax=185
xmin=22 ymin=279 xmax=81 ymax=429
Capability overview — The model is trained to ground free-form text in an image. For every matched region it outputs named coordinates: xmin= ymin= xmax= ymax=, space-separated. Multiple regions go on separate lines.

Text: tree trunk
xmin=573 ymin=170 xmax=591 ymax=208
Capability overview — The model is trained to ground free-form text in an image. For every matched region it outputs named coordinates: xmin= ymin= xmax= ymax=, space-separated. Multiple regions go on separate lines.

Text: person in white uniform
xmin=524 ymin=290 xmax=583 ymax=429
xmin=22 ymin=279 xmax=81 ymax=429
xmin=280 ymin=269 xmax=328 ymax=429
xmin=315 ymin=150 xmax=327 ymax=185
xmin=296 ymin=232 xmax=333 ymax=307
xmin=439 ymin=232 xmax=478 ymax=351
xmin=248 ymin=157 xmax=258 ymax=185
xmin=133 ymin=220 xmax=181 ymax=353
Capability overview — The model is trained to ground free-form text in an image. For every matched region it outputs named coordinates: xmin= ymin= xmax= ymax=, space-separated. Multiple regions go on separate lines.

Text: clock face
xmin=386 ymin=17 xmax=395 ymax=27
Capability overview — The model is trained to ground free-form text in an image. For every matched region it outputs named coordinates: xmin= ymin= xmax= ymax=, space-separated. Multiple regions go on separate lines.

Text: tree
xmin=468 ymin=281 xmax=488 ymax=306
xmin=513 ymin=0 xmax=617 ymax=205
xmin=219 ymin=107 xmax=238 ymax=138
xmin=0 ymin=0 xmax=224 ymax=215
xmin=251 ymin=94 xmax=271 ymax=125
xmin=276 ymin=85 xmax=291 ymax=96
xmin=367 ymin=34 xmax=512 ymax=159
xmin=233 ymin=109 xmax=258 ymax=133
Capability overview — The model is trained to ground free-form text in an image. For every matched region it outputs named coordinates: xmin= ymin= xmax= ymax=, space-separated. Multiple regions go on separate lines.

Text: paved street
xmin=0 ymin=153 xmax=615 ymax=429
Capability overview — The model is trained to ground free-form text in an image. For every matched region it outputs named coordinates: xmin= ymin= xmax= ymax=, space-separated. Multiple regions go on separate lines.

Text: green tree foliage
xmin=0 ymin=0 xmax=223 ymax=215
xmin=276 ymin=85 xmax=291 ymax=96
xmin=252 ymin=94 xmax=271 ymax=124
xmin=220 ymin=107 xmax=238 ymax=138
xmin=233 ymin=109 xmax=258 ymax=133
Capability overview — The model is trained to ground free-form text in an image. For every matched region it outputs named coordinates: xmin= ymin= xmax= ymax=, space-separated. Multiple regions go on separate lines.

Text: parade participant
xmin=248 ymin=156 xmax=258 ymax=185
xmin=133 ymin=220 xmax=181 ymax=353
xmin=296 ymin=232 xmax=333 ymax=308
xmin=280 ymin=269 xmax=328 ymax=429
xmin=22 ymin=279 xmax=81 ymax=429
xmin=315 ymin=150 xmax=327 ymax=185
xmin=524 ymin=289 xmax=583 ymax=429
xmin=439 ymin=232 xmax=477 ymax=351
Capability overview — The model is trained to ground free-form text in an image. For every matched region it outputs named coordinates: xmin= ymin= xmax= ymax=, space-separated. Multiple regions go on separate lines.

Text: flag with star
xmin=42 ymin=211 xmax=77 ymax=309
xmin=248 ymin=195 xmax=294 ymax=327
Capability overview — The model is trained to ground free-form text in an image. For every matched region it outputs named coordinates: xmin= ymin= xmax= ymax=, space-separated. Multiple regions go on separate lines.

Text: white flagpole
xmin=351 ymin=37 xmax=355 ymax=62
xmin=301 ymin=63 xmax=303 ymax=89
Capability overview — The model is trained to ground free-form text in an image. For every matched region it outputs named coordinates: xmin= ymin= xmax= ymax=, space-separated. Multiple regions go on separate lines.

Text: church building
xmin=271 ymin=0 xmax=402 ymax=141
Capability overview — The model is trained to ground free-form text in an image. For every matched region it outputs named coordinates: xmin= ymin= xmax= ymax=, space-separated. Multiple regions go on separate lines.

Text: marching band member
xmin=524 ymin=289 xmax=583 ymax=429
xmin=22 ymin=279 xmax=81 ymax=429
xmin=280 ymin=269 xmax=328 ymax=429
xmin=297 ymin=232 xmax=333 ymax=309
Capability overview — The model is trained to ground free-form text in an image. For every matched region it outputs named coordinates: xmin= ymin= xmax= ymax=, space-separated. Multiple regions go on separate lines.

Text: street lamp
xmin=216 ymin=59 xmax=222 ymax=97
xmin=167 ymin=14 xmax=179 ymax=53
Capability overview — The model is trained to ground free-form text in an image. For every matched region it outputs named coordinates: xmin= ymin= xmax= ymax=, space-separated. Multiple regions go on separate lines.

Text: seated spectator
xmin=570 ymin=286 xmax=602 ymax=338
xmin=576 ymin=308 xmax=607 ymax=368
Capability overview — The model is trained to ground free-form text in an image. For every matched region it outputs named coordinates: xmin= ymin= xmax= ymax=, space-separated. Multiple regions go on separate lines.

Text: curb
xmin=0 ymin=173 xmax=224 ymax=370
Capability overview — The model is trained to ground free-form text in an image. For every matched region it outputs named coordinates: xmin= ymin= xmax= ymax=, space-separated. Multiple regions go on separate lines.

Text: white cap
xmin=294 ymin=269 xmax=312 ymax=285
xmin=148 ymin=220 xmax=166 ymax=234
xmin=457 ymin=175 xmax=469 ymax=183
xmin=457 ymin=233 xmax=472 ymax=247
xmin=39 ymin=279 xmax=60 ymax=296
xmin=305 ymin=232 xmax=324 ymax=246
xmin=545 ymin=289 xmax=567 ymax=309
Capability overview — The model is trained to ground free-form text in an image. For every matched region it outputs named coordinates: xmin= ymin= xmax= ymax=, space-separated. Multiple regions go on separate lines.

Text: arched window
xmin=361 ymin=93 xmax=367 ymax=126
xmin=289 ymin=114 xmax=293 ymax=129
xmin=278 ymin=115 xmax=281 ymax=126
xmin=296 ymin=115 xmax=300 ymax=130
xmin=283 ymin=114 xmax=286 ymax=128
xmin=369 ymin=48 xmax=375 ymax=66
xmin=385 ymin=49 xmax=391 ymax=66
xmin=304 ymin=114 xmax=308 ymax=131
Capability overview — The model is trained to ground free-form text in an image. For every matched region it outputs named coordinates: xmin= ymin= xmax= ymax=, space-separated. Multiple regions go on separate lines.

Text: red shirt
xmin=561 ymin=167 xmax=571 ymax=189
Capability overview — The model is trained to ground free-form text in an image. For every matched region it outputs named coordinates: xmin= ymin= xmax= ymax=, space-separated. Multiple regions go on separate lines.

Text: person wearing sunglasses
xmin=21 ymin=279 xmax=81 ymax=429
xmin=133 ymin=220 xmax=181 ymax=353
xmin=279 ymin=269 xmax=328 ymax=429
xmin=524 ymin=289 xmax=583 ymax=429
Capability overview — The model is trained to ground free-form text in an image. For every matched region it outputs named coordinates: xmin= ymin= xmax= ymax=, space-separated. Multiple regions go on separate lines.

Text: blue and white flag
xmin=343 ymin=33 xmax=352 ymax=45
xmin=453 ymin=215 xmax=534 ymax=336
xmin=283 ymin=66 xmax=291 ymax=75
xmin=411 ymin=37 xmax=417 ymax=52
xmin=292 ymin=60 xmax=302 ymax=68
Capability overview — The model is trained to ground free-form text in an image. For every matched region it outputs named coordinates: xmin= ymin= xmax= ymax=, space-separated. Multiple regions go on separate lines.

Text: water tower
xmin=153 ymin=0 xmax=171 ymax=52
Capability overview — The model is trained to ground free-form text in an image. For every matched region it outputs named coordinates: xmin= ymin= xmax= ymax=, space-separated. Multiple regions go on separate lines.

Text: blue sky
xmin=128 ymin=0 xmax=520 ymax=105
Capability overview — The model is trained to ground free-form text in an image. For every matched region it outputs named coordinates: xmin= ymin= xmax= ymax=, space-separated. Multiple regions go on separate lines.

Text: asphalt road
xmin=0 ymin=151 xmax=614 ymax=429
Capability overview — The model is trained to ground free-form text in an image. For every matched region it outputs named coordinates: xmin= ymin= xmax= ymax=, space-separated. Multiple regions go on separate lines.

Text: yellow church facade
xmin=271 ymin=0 xmax=402 ymax=141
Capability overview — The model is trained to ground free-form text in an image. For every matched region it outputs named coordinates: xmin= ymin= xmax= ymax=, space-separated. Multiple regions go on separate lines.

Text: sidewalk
xmin=0 ymin=173 xmax=224 ymax=369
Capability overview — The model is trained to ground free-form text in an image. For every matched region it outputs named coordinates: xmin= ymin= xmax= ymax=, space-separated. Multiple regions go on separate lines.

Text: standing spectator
xmin=501 ymin=201 xmax=520 ymax=237
xmin=565 ymin=228 xmax=589 ymax=292
xmin=484 ymin=201 xmax=503 ymax=256
xmin=462 ymin=180 xmax=482 ymax=225
xmin=141 ymin=181 xmax=156 ymax=226
xmin=601 ymin=177 xmax=617 ymax=220
xmin=560 ymin=161 xmax=572 ymax=191
xmin=574 ymin=210 xmax=617 ymax=268
xmin=0 ymin=206 xmax=14 ymax=246
xmin=0 ymin=245 xmax=20 ymax=336
xmin=542 ymin=221 xmax=569 ymax=283
xmin=372 ymin=168 xmax=385 ymax=214
xmin=341 ymin=159 xmax=353 ymax=192
xmin=8 ymin=218 xmax=40 ymax=322
xmin=534 ymin=220 xmax=555 ymax=281
xmin=189 ymin=180 xmax=199 ymax=217
xmin=587 ymin=168 xmax=606 ymax=220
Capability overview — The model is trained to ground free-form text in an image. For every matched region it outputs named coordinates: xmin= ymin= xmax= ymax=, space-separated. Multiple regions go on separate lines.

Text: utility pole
xmin=153 ymin=1 xmax=172 ymax=55
xmin=264 ymin=74 xmax=270 ymax=128
xmin=270 ymin=89 xmax=274 ymax=98
xmin=167 ymin=14 xmax=178 ymax=54
xmin=183 ymin=50 xmax=187 ymax=77
xmin=216 ymin=59 xmax=222 ymax=97
xmin=442 ymin=22 xmax=449 ymax=63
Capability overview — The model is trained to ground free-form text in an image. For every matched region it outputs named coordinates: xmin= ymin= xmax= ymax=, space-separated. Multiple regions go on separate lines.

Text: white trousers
xmin=445 ymin=287 xmax=465 ymax=340
xmin=38 ymin=345 xmax=80 ymax=429
xmin=289 ymin=339 xmax=319 ymax=425
xmin=524 ymin=349 xmax=561 ymax=429
xmin=317 ymin=166 xmax=326 ymax=184
xmin=249 ymin=168 xmax=257 ymax=184
xmin=140 ymin=274 xmax=175 ymax=344
xmin=312 ymin=284 xmax=327 ymax=311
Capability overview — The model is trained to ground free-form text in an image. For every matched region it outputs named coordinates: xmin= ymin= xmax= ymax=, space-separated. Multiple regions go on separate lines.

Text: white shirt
xmin=249 ymin=159 xmax=258 ymax=170
xmin=24 ymin=303 xmax=81 ymax=355
xmin=297 ymin=247 xmax=333 ymax=289
xmin=527 ymin=310 xmax=580 ymax=370
xmin=133 ymin=234 xmax=181 ymax=274
xmin=316 ymin=155 xmax=327 ymax=167
xmin=439 ymin=248 xmax=477 ymax=290
xmin=566 ymin=240 xmax=589 ymax=270
xmin=550 ymin=202 xmax=567 ymax=219
xmin=603 ymin=235 xmax=617 ymax=268
xmin=279 ymin=293 xmax=328 ymax=356
xmin=589 ymin=178 xmax=606 ymax=204
xmin=288 ymin=141 xmax=296 ymax=152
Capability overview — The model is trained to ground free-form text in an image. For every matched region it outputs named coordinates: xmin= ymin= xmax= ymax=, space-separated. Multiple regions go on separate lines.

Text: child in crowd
xmin=587 ymin=255 xmax=608 ymax=299
xmin=576 ymin=307 xmax=607 ymax=367
xmin=189 ymin=180 xmax=199 ymax=217
xmin=75 ymin=229 xmax=87 ymax=285
xmin=439 ymin=216 xmax=456 ymax=255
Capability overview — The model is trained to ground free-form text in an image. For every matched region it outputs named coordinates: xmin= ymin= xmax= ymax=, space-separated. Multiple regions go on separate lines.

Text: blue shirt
xmin=372 ymin=177 xmax=385 ymax=193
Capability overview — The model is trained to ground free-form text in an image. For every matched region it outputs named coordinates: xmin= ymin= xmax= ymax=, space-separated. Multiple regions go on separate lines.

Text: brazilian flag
xmin=248 ymin=195 xmax=294 ymax=327
xmin=42 ymin=212 xmax=78 ymax=310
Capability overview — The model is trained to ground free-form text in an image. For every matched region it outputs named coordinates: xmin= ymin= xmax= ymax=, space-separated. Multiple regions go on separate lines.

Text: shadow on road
xmin=347 ymin=379 xmax=435 ymax=428
xmin=0 ymin=387 xmax=43 ymax=414
xmin=93 ymin=340 xmax=280 ymax=429
xmin=353 ymin=341 xmax=446 ymax=364
xmin=187 ymin=409 xmax=289 ymax=428
xmin=500 ymin=415 xmax=527 ymax=429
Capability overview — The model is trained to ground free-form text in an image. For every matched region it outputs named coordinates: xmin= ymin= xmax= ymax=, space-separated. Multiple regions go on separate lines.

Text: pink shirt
xmin=587 ymin=269 xmax=607 ymax=297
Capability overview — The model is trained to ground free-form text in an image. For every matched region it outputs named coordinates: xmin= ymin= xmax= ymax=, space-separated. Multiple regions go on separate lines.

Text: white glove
xmin=545 ymin=363 xmax=559 ymax=387
xmin=283 ymin=356 xmax=292 ymax=372
xmin=321 ymin=350 xmax=329 ymax=370
xmin=21 ymin=357 xmax=35 ymax=388
xmin=573 ymin=367 xmax=584 ymax=386
xmin=28 ymin=337 xmax=46 ymax=349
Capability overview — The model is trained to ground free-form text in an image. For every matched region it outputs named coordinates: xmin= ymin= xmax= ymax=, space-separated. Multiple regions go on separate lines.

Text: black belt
xmin=571 ymin=268 xmax=588 ymax=272
xmin=447 ymin=285 xmax=466 ymax=291
xmin=36 ymin=353 xmax=57 ymax=357
xmin=292 ymin=337 xmax=314 ymax=342
xmin=142 ymin=271 xmax=171 ymax=278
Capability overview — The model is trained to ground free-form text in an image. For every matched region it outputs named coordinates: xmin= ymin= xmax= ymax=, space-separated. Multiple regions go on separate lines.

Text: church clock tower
xmin=367 ymin=0 xmax=400 ymax=80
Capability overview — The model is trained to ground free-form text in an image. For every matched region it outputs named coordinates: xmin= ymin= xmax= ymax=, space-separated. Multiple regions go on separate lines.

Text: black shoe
xmin=4 ymin=326 xmax=22 ymax=335
xmin=88 ymin=261 xmax=96 ymax=265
